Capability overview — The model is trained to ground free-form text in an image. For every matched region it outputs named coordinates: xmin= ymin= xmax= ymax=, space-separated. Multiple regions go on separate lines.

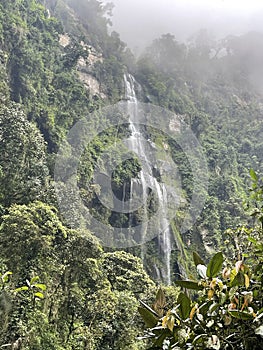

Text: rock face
xmin=78 ymin=71 xmax=106 ymax=98
xmin=59 ymin=34 xmax=70 ymax=47
xmin=77 ymin=43 xmax=105 ymax=98
xmin=77 ymin=41 xmax=106 ymax=98
xmin=59 ymin=34 xmax=105 ymax=98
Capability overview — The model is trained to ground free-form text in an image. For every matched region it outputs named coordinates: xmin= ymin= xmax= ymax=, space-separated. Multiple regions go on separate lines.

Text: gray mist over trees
xmin=105 ymin=0 xmax=263 ymax=52
xmin=101 ymin=0 xmax=263 ymax=93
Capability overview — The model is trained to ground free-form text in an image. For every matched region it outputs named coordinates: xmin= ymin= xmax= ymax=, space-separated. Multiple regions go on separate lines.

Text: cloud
xmin=105 ymin=0 xmax=263 ymax=51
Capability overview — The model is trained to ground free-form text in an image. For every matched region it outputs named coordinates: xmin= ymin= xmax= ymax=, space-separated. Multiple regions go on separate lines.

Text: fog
xmin=104 ymin=0 xmax=263 ymax=52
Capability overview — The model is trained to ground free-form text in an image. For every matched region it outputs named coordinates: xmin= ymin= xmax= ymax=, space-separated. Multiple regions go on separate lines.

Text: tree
xmin=0 ymin=104 xmax=50 ymax=207
xmin=145 ymin=33 xmax=186 ymax=74
xmin=0 ymin=201 xmax=66 ymax=277
xmin=0 ymin=201 xmax=155 ymax=349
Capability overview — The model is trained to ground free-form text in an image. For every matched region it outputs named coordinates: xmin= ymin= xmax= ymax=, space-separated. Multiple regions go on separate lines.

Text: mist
xmin=105 ymin=0 xmax=263 ymax=52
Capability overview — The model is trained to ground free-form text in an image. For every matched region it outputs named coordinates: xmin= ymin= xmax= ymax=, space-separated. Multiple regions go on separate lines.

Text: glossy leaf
xmin=138 ymin=307 xmax=159 ymax=328
xmin=193 ymin=252 xmax=205 ymax=267
xmin=229 ymin=310 xmax=254 ymax=320
xmin=34 ymin=283 xmax=46 ymax=291
xmin=34 ymin=292 xmax=44 ymax=299
xmin=153 ymin=288 xmax=166 ymax=316
xmin=199 ymin=300 xmax=213 ymax=314
xmin=30 ymin=276 xmax=40 ymax=284
xmin=15 ymin=286 xmax=29 ymax=293
xmin=174 ymin=280 xmax=203 ymax=290
xmin=177 ymin=292 xmax=191 ymax=320
xmin=230 ymin=271 xmax=245 ymax=287
xmin=206 ymin=252 xmax=223 ymax=278
xmin=139 ymin=300 xmax=160 ymax=318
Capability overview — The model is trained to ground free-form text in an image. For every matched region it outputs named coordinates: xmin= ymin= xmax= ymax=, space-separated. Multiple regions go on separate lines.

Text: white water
xmin=124 ymin=73 xmax=172 ymax=285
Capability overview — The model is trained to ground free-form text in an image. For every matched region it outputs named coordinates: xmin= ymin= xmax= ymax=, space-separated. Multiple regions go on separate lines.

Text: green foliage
xmin=112 ymin=157 xmax=141 ymax=186
xmin=101 ymin=251 xmax=155 ymax=294
xmin=1 ymin=0 xmax=263 ymax=348
xmin=0 ymin=200 xmax=155 ymax=349
xmin=0 ymin=201 xmax=66 ymax=279
xmin=0 ymin=0 xmax=107 ymax=153
xmin=14 ymin=276 xmax=47 ymax=301
xmin=246 ymin=168 xmax=263 ymax=226
xmin=140 ymin=244 xmax=263 ymax=349
xmin=206 ymin=252 xmax=223 ymax=278
xmin=0 ymin=104 xmax=49 ymax=207
xmin=0 ymin=269 xmax=47 ymax=347
xmin=135 ymin=30 xmax=263 ymax=257
xmin=138 ymin=172 xmax=263 ymax=349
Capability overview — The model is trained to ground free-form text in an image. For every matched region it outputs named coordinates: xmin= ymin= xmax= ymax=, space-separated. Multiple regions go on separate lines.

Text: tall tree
xmin=0 ymin=104 xmax=49 ymax=207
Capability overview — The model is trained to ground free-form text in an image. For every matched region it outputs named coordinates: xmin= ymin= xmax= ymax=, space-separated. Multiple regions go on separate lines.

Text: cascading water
xmin=124 ymin=73 xmax=172 ymax=285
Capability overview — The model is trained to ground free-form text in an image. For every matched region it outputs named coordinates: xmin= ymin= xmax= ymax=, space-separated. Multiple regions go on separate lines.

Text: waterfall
xmin=124 ymin=73 xmax=172 ymax=285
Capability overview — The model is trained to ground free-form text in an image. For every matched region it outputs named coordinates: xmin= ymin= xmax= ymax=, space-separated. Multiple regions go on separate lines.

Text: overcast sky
xmin=104 ymin=0 xmax=263 ymax=52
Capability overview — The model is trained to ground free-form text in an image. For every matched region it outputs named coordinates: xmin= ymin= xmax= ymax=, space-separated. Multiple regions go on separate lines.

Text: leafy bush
xmin=139 ymin=171 xmax=263 ymax=349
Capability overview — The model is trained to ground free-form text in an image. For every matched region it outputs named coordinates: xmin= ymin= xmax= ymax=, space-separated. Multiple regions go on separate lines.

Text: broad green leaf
xmin=15 ymin=286 xmax=29 ymax=293
xmin=30 ymin=276 xmax=40 ymax=284
xmin=138 ymin=307 xmax=159 ymax=328
xmin=34 ymin=283 xmax=46 ymax=291
xmin=153 ymin=288 xmax=166 ymax=316
xmin=34 ymin=292 xmax=44 ymax=299
xmin=250 ymin=169 xmax=258 ymax=182
xmin=229 ymin=310 xmax=254 ymax=320
xmin=193 ymin=252 xmax=205 ymax=266
xmin=199 ymin=301 xmax=213 ymax=314
xmin=230 ymin=268 xmax=237 ymax=283
xmin=153 ymin=330 xmax=170 ymax=347
xmin=230 ymin=272 xmax=245 ymax=287
xmin=139 ymin=300 xmax=160 ymax=318
xmin=177 ymin=292 xmax=191 ymax=320
xmin=193 ymin=334 xmax=207 ymax=344
xmin=206 ymin=252 xmax=223 ymax=278
xmin=174 ymin=280 xmax=203 ymax=290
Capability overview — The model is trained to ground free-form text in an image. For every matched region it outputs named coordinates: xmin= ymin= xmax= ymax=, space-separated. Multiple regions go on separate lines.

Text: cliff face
xmin=1 ymin=0 xmax=263 ymax=274
xmin=0 ymin=1 xmax=263 ymax=348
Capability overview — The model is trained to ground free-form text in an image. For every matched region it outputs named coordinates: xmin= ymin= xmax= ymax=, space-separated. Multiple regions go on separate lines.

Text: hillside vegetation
xmin=0 ymin=0 xmax=262 ymax=348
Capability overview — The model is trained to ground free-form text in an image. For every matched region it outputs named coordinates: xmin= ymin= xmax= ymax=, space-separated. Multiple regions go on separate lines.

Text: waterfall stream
xmin=124 ymin=73 xmax=172 ymax=285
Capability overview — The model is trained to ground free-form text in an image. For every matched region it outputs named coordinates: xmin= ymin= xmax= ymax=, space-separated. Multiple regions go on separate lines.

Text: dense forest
xmin=0 ymin=0 xmax=262 ymax=349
